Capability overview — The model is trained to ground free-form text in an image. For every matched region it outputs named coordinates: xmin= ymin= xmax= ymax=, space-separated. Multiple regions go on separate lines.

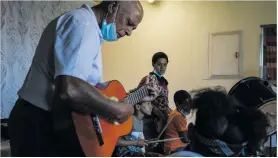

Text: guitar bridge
xmin=92 ymin=116 xmax=104 ymax=146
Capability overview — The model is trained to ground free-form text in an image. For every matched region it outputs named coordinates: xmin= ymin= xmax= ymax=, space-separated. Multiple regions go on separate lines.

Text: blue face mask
xmin=101 ymin=7 xmax=119 ymax=42
xmin=101 ymin=20 xmax=117 ymax=42
xmin=180 ymin=109 xmax=189 ymax=116
xmin=153 ymin=70 xmax=164 ymax=78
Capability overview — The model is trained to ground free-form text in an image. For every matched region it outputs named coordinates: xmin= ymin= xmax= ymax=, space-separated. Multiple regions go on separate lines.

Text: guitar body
xmin=71 ymin=80 xmax=133 ymax=157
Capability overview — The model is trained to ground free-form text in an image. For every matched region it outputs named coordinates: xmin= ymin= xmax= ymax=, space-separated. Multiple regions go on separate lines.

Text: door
xmin=209 ymin=31 xmax=241 ymax=78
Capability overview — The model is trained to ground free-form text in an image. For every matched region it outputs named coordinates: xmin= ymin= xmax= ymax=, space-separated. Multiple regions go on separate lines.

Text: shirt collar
xmin=81 ymin=4 xmax=104 ymax=44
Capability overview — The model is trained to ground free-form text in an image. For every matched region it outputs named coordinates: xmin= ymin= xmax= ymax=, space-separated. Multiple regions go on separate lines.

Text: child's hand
xmin=142 ymin=147 xmax=146 ymax=153
xmin=150 ymin=142 xmax=159 ymax=148
xmin=136 ymin=139 xmax=148 ymax=147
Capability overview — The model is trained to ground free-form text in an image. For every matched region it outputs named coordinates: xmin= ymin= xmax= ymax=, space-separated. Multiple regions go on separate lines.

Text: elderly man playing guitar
xmin=8 ymin=0 xmax=161 ymax=157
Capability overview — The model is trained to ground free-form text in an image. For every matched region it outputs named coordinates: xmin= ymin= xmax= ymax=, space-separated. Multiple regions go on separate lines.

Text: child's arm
xmin=116 ymin=137 xmax=147 ymax=147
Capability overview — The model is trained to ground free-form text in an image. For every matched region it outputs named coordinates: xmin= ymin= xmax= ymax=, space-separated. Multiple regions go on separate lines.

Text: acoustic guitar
xmin=52 ymin=75 xmax=159 ymax=157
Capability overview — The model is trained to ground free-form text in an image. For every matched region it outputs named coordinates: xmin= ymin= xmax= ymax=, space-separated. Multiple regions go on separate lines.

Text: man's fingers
xmin=148 ymin=86 xmax=160 ymax=94
xmin=147 ymin=86 xmax=155 ymax=91
xmin=145 ymin=76 xmax=150 ymax=84
xmin=117 ymin=116 xmax=129 ymax=124
xmin=150 ymin=90 xmax=156 ymax=94
xmin=149 ymin=85 xmax=161 ymax=93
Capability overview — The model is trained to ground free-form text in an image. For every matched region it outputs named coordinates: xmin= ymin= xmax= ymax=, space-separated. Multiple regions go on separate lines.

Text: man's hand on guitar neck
xmin=140 ymin=75 xmax=162 ymax=102
xmin=53 ymin=75 xmax=133 ymax=124
xmin=139 ymin=74 xmax=161 ymax=102
xmin=141 ymin=86 xmax=161 ymax=102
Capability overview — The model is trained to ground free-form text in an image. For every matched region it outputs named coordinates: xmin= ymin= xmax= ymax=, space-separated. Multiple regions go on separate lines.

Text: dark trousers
xmin=8 ymin=99 xmax=57 ymax=157
xmin=8 ymin=99 xmax=85 ymax=157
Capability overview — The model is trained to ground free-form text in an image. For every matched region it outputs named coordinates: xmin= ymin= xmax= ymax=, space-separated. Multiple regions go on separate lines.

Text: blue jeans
xmin=172 ymin=146 xmax=187 ymax=153
xmin=170 ymin=150 xmax=203 ymax=157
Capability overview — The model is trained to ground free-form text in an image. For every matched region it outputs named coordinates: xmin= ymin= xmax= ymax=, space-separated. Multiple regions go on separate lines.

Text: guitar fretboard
xmin=124 ymin=86 xmax=149 ymax=105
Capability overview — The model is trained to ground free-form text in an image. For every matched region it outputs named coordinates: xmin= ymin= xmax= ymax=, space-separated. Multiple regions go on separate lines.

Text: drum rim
xmin=257 ymin=98 xmax=277 ymax=108
xmin=258 ymin=99 xmax=277 ymax=110
xmin=228 ymin=76 xmax=263 ymax=95
xmin=229 ymin=76 xmax=277 ymax=108
xmin=258 ymin=99 xmax=277 ymax=136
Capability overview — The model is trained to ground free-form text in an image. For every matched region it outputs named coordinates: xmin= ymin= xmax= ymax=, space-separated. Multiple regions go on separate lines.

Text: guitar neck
xmin=123 ymin=86 xmax=149 ymax=105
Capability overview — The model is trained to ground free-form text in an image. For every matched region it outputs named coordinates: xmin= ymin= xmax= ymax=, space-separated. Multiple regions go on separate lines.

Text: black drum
xmin=229 ymin=77 xmax=276 ymax=109
xmin=229 ymin=77 xmax=277 ymax=135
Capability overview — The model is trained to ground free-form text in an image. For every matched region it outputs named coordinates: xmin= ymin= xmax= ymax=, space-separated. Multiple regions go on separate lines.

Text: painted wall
xmin=102 ymin=1 xmax=276 ymax=108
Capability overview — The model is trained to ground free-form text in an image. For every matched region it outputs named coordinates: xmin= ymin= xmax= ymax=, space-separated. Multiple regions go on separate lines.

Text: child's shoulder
xmin=131 ymin=116 xmax=143 ymax=131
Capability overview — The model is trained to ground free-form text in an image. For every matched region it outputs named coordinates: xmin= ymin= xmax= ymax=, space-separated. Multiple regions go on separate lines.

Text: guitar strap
xmin=92 ymin=116 xmax=104 ymax=146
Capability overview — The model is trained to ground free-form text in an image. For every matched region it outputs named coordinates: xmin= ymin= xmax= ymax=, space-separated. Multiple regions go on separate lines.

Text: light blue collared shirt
xmin=18 ymin=4 xmax=104 ymax=111
xmin=54 ymin=4 xmax=103 ymax=85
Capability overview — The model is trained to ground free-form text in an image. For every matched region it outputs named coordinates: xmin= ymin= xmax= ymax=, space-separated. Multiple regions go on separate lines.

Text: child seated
xmin=113 ymin=101 xmax=153 ymax=157
xmin=164 ymin=90 xmax=191 ymax=155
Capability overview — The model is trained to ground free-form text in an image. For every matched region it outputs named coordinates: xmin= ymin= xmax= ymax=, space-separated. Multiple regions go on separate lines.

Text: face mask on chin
xmin=177 ymin=105 xmax=189 ymax=117
xmin=180 ymin=109 xmax=190 ymax=116
xmin=101 ymin=6 xmax=119 ymax=42
xmin=153 ymin=70 xmax=164 ymax=78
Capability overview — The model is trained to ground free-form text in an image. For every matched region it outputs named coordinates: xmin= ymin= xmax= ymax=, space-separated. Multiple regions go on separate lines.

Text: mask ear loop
xmin=105 ymin=3 xmax=119 ymax=23
xmin=112 ymin=4 xmax=119 ymax=23
xmin=102 ymin=13 xmax=108 ymax=26
xmin=176 ymin=104 xmax=184 ymax=116
xmin=104 ymin=13 xmax=108 ymax=20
